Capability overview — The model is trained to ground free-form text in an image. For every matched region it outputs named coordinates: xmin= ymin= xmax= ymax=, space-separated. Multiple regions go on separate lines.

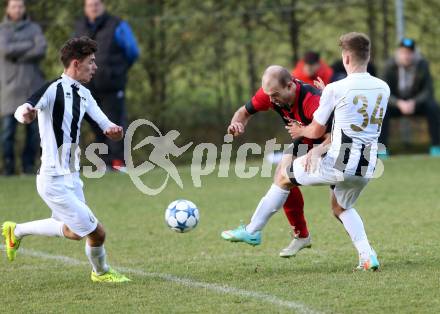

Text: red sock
xmin=283 ymin=187 xmax=309 ymax=238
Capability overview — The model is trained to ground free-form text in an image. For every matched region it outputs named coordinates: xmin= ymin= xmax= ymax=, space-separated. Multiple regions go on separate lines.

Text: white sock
xmin=85 ymin=243 xmax=109 ymax=275
xmin=246 ymin=184 xmax=290 ymax=234
xmin=339 ymin=208 xmax=372 ymax=257
xmin=14 ymin=218 xmax=64 ymax=238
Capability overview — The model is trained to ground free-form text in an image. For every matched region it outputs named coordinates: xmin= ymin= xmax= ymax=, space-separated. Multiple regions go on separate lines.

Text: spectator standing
xmin=0 ymin=0 xmax=47 ymax=175
xmin=379 ymin=38 xmax=440 ymax=157
xmin=292 ymin=51 xmax=333 ymax=86
xmin=73 ymin=0 xmax=139 ymax=169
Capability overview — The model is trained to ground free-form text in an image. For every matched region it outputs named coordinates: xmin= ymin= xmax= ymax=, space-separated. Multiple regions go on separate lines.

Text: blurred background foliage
xmin=1 ymin=0 xmax=439 ymax=162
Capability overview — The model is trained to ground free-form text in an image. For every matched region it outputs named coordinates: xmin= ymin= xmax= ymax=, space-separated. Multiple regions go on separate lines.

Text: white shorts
xmin=291 ymin=155 xmax=369 ymax=209
xmin=36 ymin=172 xmax=98 ymax=237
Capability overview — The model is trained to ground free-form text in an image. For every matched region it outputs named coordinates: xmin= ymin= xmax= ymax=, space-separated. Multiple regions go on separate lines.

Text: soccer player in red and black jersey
xmin=222 ymin=65 xmax=329 ymax=257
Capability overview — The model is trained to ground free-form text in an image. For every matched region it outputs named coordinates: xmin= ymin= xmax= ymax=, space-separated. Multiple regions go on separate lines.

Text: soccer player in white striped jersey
xmin=223 ymin=32 xmax=389 ymax=271
xmin=2 ymin=37 xmax=130 ymax=282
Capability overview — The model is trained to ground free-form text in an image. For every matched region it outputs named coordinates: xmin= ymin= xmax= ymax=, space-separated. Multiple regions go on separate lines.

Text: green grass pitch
xmin=1 ymin=156 xmax=439 ymax=313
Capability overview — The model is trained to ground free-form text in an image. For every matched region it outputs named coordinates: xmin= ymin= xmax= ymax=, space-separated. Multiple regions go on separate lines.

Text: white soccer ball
xmin=165 ymin=199 xmax=199 ymax=233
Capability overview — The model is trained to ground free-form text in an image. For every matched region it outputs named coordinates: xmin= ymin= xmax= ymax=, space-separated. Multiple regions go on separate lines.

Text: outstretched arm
xmin=104 ymin=125 xmax=124 ymax=141
xmin=15 ymin=82 xmax=53 ymax=124
xmin=227 ymin=106 xmax=252 ymax=136
xmin=286 ymin=119 xmax=327 ymax=140
xmin=289 ymin=83 xmax=335 ymax=140
xmin=87 ymin=96 xmax=123 ymax=141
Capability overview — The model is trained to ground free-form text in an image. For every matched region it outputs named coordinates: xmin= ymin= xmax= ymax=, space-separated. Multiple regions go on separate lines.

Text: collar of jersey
xmin=61 ymin=73 xmax=82 ymax=90
xmin=61 ymin=73 xmax=87 ymax=98
xmin=347 ymin=72 xmax=370 ymax=77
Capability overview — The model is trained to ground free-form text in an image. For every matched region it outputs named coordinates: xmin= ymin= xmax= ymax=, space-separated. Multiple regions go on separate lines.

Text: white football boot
xmin=355 ymin=248 xmax=380 ymax=271
xmin=279 ymin=234 xmax=312 ymax=258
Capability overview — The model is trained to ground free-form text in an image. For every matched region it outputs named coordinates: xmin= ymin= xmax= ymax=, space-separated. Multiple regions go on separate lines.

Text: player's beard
xmin=277 ymin=102 xmax=291 ymax=110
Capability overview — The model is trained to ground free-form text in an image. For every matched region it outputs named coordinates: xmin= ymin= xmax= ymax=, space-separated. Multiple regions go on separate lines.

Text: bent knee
xmin=274 ymin=165 xmax=293 ymax=188
xmin=63 ymin=225 xmax=83 ymax=241
xmin=97 ymin=230 xmax=106 ymax=242
xmin=93 ymin=231 xmax=106 ymax=242
xmin=273 ymin=165 xmax=285 ymax=184
xmin=89 ymin=224 xmax=106 ymax=242
xmin=71 ymin=234 xmax=83 ymax=241
xmin=331 ymin=205 xmax=343 ymax=217
xmin=331 ymin=195 xmax=345 ymax=216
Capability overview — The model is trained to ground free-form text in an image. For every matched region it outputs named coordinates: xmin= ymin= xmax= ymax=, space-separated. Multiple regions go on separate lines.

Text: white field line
xmin=0 ymin=245 xmax=321 ymax=314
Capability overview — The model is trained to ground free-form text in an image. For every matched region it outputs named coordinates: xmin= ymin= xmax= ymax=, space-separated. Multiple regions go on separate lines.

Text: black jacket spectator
xmin=73 ymin=0 xmax=139 ymax=169
xmin=383 ymin=55 xmax=434 ymax=108
xmin=74 ymin=13 xmax=131 ymax=93
xmin=379 ymin=39 xmax=440 ymax=156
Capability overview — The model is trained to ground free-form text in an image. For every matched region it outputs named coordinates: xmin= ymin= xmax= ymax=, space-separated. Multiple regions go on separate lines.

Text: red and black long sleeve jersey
xmin=244 ymin=80 xmax=327 ymax=149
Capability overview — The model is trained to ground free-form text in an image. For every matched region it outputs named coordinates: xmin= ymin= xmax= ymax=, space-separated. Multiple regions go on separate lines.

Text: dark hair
xmin=60 ymin=36 xmax=98 ymax=68
xmin=304 ymin=51 xmax=320 ymax=65
xmin=339 ymin=32 xmax=370 ymax=62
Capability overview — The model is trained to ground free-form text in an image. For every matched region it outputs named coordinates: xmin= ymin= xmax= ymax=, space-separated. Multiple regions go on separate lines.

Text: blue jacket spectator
xmin=73 ymin=0 xmax=140 ymax=169
xmin=114 ymin=21 xmax=139 ymax=66
xmin=74 ymin=5 xmax=139 ymax=92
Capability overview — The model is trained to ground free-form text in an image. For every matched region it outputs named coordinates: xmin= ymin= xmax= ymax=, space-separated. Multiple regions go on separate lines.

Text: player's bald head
xmin=261 ymin=65 xmax=296 ymax=106
xmin=262 ymin=65 xmax=292 ymax=93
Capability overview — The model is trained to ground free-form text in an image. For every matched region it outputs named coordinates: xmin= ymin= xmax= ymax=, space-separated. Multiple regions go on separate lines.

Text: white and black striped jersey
xmin=20 ymin=73 xmax=114 ymax=176
xmin=314 ymin=72 xmax=390 ymax=178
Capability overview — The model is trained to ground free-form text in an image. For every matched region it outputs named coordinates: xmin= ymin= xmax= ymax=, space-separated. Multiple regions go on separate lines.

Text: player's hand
xmin=104 ymin=125 xmax=124 ymax=141
xmin=22 ymin=104 xmax=37 ymax=124
xmin=302 ymin=141 xmax=330 ymax=173
xmin=286 ymin=121 xmax=303 ymax=139
xmin=313 ymin=76 xmax=326 ymax=90
xmin=227 ymin=122 xmax=245 ymax=136
xmin=302 ymin=147 xmax=321 ymax=173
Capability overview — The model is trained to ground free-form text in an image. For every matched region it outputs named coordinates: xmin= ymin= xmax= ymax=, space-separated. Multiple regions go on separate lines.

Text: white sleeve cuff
xmin=14 ymin=103 xmax=31 ymax=124
xmin=98 ymin=119 xmax=116 ymax=132
xmin=313 ymin=114 xmax=327 ymax=127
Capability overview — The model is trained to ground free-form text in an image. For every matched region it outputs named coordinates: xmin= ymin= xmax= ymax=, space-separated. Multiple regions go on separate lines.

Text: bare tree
xmin=381 ymin=0 xmax=390 ymax=60
xmin=366 ymin=0 xmax=377 ymax=63
xmin=242 ymin=10 xmax=258 ymax=93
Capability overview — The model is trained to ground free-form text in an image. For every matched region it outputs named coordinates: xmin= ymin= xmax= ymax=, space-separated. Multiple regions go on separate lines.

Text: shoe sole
xmin=354 ymin=266 xmax=380 ymax=272
xmin=224 ymin=238 xmax=261 ymax=246
xmin=354 ymin=261 xmax=380 ymax=272
xmin=91 ymin=278 xmax=132 ymax=283
xmin=221 ymin=231 xmax=261 ymax=246
xmin=279 ymin=244 xmax=312 ymax=258
xmin=369 ymin=264 xmax=380 ymax=271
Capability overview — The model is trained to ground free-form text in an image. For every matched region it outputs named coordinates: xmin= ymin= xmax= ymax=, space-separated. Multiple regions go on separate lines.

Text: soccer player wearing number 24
xmin=223 ymin=32 xmax=390 ymax=271
xmin=2 ymin=37 xmax=130 ymax=282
